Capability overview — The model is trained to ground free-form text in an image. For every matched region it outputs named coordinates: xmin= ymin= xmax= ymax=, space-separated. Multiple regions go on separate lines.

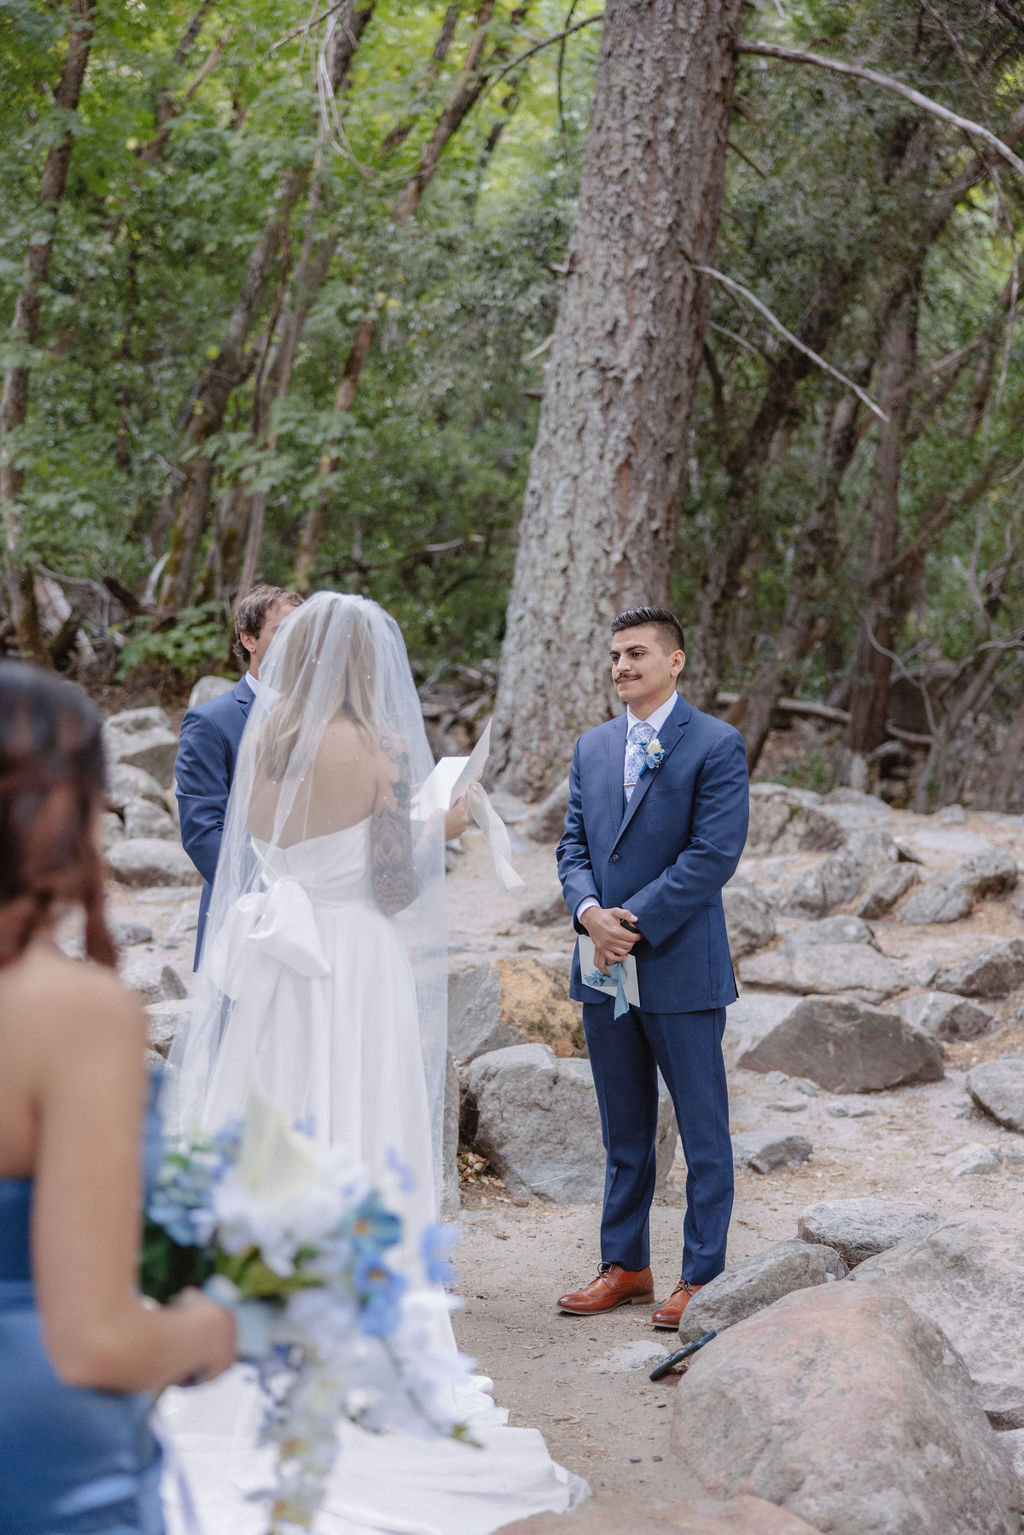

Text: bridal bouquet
xmin=142 ymin=1092 xmax=472 ymax=1532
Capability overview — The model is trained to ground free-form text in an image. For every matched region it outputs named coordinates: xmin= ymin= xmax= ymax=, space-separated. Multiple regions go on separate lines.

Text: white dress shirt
xmin=575 ymin=692 xmax=680 ymax=923
xmin=244 ymin=670 xmax=260 ymax=696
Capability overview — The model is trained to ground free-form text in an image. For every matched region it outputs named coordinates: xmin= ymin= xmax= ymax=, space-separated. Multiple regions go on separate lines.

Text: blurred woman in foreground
xmin=0 ymin=663 xmax=234 ymax=1535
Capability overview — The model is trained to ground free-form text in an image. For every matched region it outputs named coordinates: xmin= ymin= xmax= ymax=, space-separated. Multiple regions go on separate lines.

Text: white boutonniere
xmin=638 ymin=737 xmax=665 ymax=777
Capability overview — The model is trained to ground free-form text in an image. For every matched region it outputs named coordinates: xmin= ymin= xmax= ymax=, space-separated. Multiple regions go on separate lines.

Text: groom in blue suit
xmin=556 ymin=606 xmax=748 ymax=1328
xmin=175 ymin=585 xmax=301 ymax=966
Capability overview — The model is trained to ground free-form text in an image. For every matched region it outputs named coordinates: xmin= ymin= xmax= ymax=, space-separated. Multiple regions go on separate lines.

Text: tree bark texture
xmin=0 ymin=0 xmax=96 ymax=660
xmin=490 ymin=0 xmax=743 ymax=797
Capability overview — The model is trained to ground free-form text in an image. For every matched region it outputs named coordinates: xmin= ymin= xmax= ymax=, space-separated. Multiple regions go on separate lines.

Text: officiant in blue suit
xmin=175 ymin=585 xmax=301 ymax=966
xmin=556 ymin=606 xmax=749 ymax=1329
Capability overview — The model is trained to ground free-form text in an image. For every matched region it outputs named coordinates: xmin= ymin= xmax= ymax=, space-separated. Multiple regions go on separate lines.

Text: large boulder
xmin=796 ymin=1197 xmax=942 ymax=1267
xmin=498 ymin=1494 xmax=825 ymax=1535
xmin=745 ymin=784 xmax=846 ymax=855
xmin=897 ymin=990 xmax=995 ymax=1042
xmin=106 ymin=839 xmax=202 ymax=888
xmin=188 ymin=675 xmax=235 ymax=708
xmin=524 ymin=776 xmax=571 ymax=843
xmin=448 ymin=959 xmax=582 ymax=1064
xmin=106 ymin=762 xmax=168 ymax=814
xmin=783 ymin=915 xmax=875 ymax=949
xmin=103 ymin=706 xmax=178 ymax=785
xmin=676 ymin=1238 xmax=847 ymax=1346
xmin=966 ymin=1056 xmax=1024 ymax=1133
xmin=732 ymin=1132 xmax=812 ymax=1174
xmin=851 ymin=1210 xmax=1024 ymax=1428
xmin=899 ymin=846 xmax=1018 ymax=924
xmin=739 ymin=997 xmax=944 ymax=1093
xmin=738 ymin=943 xmax=902 ymax=1004
xmin=669 ymin=1284 xmax=1021 ymax=1535
xmin=782 ymin=828 xmax=900 ymax=918
xmin=854 ymin=861 xmax=918 ymax=919
xmin=465 ymin=1042 xmax=676 ymax=1203
xmin=123 ymin=797 xmax=177 ymax=841
xmin=722 ymin=878 xmax=776 ymax=957
xmin=939 ymin=938 xmax=1024 ymax=998
xmin=146 ymin=999 xmax=190 ymax=1057
xmin=121 ymin=958 xmax=188 ymax=1006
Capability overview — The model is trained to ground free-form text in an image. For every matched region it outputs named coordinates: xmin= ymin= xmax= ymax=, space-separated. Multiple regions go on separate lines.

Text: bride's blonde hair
xmin=258 ymin=596 xmax=380 ymax=780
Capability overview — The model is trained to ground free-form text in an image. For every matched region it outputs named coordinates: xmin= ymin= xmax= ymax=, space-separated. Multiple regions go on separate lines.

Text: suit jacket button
xmin=609 ymin=853 xmax=620 ymax=862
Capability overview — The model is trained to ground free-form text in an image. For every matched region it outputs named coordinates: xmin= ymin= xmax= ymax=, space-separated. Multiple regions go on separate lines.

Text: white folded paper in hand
xmin=412 ymin=719 xmax=525 ymax=892
xmin=578 ymin=936 xmax=640 ymax=1007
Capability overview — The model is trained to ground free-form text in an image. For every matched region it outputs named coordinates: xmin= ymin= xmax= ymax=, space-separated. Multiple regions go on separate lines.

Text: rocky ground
xmin=94 ymin=703 xmax=1024 ymax=1533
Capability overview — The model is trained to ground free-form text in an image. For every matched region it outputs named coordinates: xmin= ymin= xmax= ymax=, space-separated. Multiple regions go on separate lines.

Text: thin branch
xmin=727 ymin=137 xmax=768 ymax=178
xmin=693 ymin=263 xmax=889 ymax=421
xmin=266 ymin=0 xmax=350 ymax=58
xmin=483 ymin=10 xmax=603 ymax=97
xmin=992 ymin=0 xmax=1024 ymax=36
xmin=739 ymin=40 xmax=1024 ymax=178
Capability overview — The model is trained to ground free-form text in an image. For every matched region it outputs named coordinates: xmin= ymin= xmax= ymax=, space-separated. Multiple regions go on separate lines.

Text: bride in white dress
xmin=162 ymin=592 xmax=586 ymax=1534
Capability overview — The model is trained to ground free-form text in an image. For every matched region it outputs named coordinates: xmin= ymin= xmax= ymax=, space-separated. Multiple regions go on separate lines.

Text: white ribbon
xmin=205 ymin=880 xmax=332 ymax=1001
xmin=464 ymin=781 xmax=525 ymax=892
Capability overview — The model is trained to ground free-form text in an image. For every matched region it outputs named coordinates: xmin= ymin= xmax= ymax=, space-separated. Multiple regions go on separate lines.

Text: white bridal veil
xmin=166 ymin=592 xmax=449 ymax=1196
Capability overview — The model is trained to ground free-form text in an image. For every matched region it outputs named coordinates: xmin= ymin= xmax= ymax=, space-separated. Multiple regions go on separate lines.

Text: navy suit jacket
xmin=557 ymin=694 xmax=749 ymax=1014
xmin=175 ymin=676 xmax=254 ymax=965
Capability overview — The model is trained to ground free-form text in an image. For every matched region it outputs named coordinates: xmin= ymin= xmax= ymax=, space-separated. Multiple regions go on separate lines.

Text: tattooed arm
xmin=371 ymin=733 xmax=418 ymax=916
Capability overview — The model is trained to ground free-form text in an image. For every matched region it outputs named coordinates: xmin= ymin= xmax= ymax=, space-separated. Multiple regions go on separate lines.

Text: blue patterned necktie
xmin=624 ymin=719 xmax=655 ymax=802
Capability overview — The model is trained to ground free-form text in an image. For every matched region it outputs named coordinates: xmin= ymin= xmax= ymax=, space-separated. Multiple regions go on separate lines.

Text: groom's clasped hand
xmin=581 ymin=903 xmax=641 ymax=973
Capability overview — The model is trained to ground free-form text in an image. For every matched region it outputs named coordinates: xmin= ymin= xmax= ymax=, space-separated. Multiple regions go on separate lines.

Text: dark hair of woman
xmin=0 ymin=662 xmax=116 ymax=971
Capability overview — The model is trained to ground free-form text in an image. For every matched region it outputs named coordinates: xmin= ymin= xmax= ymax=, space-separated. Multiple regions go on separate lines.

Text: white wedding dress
xmin=159 ymin=819 xmax=587 ymax=1534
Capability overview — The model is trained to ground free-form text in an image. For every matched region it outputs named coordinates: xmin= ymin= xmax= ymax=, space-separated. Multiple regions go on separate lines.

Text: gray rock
xmin=145 ymin=999 xmax=190 ymax=1056
xmin=441 ymin=1051 xmax=460 ymax=1220
xmin=937 ymin=802 xmax=968 ymax=823
xmin=487 ymin=790 xmax=531 ymax=824
xmin=746 ymin=784 xmax=846 ymax=855
xmin=161 ymin=906 xmax=199 ymax=948
xmin=781 ymin=828 xmax=900 ymax=918
xmin=111 ymin=921 xmax=153 ymax=947
xmin=899 ymin=953 xmax=941 ymax=989
xmin=123 ymin=797 xmax=177 ymax=841
xmin=677 ymin=1238 xmax=847 ymax=1346
xmin=188 ymin=675 xmax=235 ymax=708
xmin=106 ymin=762 xmax=168 ymax=813
xmin=898 ymin=990 xmax=995 ymax=1042
xmin=783 ymin=915 xmax=876 ymax=949
xmin=796 ymin=1197 xmax=942 ymax=1266
xmin=722 ymin=878 xmax=776 ymax=957
xmin=855 ymin=862 xmax=919 ymax=918
xmin=732 ymin=1131 xmax=812 ymax=1174
xmin=851 ymin=1210 xmax=1024 ymax=1427
xmin=448 ymin=964 xmax=519 ymax=1062
xmin=944 ymin=1142 xmax=1002 ymax=1177
xmin=103 ymin=707 xmax=178 ymax=785
xmin=524 ymin=776 xmax=570 ymax=843
xmin=517 ymin=893 xmax=568 ymax=928
xmin=121 ymin=958 xmax=188 ymax=1006
xmin=739 ymin=997 xmax=944 ymax=1092
xmin=966 ymin=1056 xmax=1024 ymax=1133
xmin=738 ymin=942 xmax=901 ymax=1003
xmin=822 ymin=787 xmax=890 ymax=817
xmin=940 ymin=938 xmax=1024 ymax=998
xmin=465 ymin=1042 xmax=676 ymax=1202
xmin=669 ymin=1284 xmax=1022 ymax=1535
xmin=106 ymin=839 xmax=203 ymax=889
xmin=101 ymin=810 xmax=125 ymax=849
xmin=900 ymin=846 xmax=1018 ymax=924
xmin=1001 ymin=1429 xmax=1024 ymax=1491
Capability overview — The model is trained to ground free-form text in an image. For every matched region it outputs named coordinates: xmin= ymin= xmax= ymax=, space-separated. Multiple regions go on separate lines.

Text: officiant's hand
xmin=444 ymin=796 xmax=468 ymax=842
xmin=581 ymin=905 xmax=641 ymax=972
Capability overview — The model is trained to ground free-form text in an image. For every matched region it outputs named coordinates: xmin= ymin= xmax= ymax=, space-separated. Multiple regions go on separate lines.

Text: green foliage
xmin=117 ymin=604 xmax=230 ymax=680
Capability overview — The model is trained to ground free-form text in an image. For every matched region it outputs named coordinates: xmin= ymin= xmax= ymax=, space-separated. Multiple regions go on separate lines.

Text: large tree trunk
xmin=0 ymin=0 xmax=96 ymax=661
xmin=491 ymin=0 xmax=743 ymax=797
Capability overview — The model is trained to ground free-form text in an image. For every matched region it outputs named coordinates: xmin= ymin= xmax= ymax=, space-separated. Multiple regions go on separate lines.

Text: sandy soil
xmin=110 ymin=812 xmax=1024 ymax=1513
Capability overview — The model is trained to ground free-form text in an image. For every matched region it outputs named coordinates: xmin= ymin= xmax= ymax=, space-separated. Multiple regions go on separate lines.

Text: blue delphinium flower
xmin=148 ymin=1121 xmax=243 ymax=1248
xmin=354 ymin=1255 xmax=407 ymax=1337
xmin=346 ymin=1190 xmax=403 ymax=1255
xmin=420 ymin=1223 xmax=458 ymax=1287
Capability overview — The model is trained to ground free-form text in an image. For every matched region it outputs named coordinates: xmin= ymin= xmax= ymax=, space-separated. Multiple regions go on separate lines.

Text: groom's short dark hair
xmin=612 ymin=606 xmax=685 ymax=653
xmin=232 ymin=584 xmax=302 ymax=664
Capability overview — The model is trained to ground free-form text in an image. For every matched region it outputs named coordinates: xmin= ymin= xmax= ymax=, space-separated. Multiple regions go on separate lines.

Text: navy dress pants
xmin=582 ymin=997 xmax=733 ymax=1285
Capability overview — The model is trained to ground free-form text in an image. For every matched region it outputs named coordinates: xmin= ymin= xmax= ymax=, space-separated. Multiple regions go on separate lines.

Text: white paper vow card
xmin=578 ymin=936 xmax=640 ymax=1007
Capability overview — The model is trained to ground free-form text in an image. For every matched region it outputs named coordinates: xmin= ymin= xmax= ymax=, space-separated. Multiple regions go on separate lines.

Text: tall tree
xmin=491 ymin=0 xmax=743 ymax=797
xmin=0 ymin=0 xmax=96 ymax=660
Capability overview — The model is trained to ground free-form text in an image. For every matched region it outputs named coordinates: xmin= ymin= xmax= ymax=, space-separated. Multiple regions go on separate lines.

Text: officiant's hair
xmin=0 ymin=663 xmax=116 ymax=971
xmin=612 ymin=606 xmax=685 ymax=653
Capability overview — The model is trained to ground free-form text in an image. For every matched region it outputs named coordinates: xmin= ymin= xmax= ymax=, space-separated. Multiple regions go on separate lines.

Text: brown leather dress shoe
xmin=651 ymin=1279 xmax=703 ymax=1329
xmin=556 ymin=1264 xmax=655 ymax=1315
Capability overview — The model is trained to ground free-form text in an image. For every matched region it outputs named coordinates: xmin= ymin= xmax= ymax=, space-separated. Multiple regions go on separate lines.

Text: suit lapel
xmin=605 ymin=715 xmax=627 ymax=827
xmin=611 ymin=694 xmax=691 ymax=851
xmin=234 ymin=676 xmax=254 ymax=718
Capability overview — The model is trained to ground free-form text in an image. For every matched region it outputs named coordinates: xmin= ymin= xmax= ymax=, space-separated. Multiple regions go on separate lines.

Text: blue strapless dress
xmin=0 ymin=1077 xmax=165 ymax=1535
